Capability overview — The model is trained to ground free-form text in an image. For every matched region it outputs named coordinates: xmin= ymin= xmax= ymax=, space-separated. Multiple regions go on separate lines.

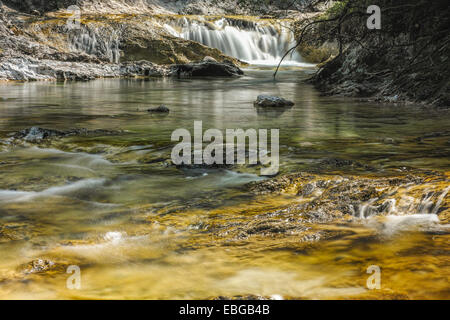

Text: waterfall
xmin=68 ymin=26 xmax=121 ymax=63
xmin=354 ymin=185 xmax=450 ymax=220
xmin=165 ymin=17 xmax=307 ymax=66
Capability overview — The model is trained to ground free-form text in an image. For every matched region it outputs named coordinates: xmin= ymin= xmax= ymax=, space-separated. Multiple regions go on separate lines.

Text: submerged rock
xmin=21 ymin=127 xmax=63 ymax=142
xmin=20 ymin=259 xmax=68 ymax=275
xmin=0 ymin=222 xmax=34 ymax=242
xmin=247 ymin=171 xmax=450 ymax=221
xmin=382 ymin=137 xmax=397 ymax=145
xmin=414 ymin=131 xmax=450 ymax=142
xmin=12 ymin=127 xmax=122 ymax=143
xmin=148 ymin=105 xmax=170 ymax=113
xmin=171 ymin=60 xmax=244 ymax=77
xmin=254 ymin=95 xmax=295 ymax=108
xmin=23 ymin=259 xmax=56 ymax=274
xmin=317 ymin=157 xmax=376 ymax=172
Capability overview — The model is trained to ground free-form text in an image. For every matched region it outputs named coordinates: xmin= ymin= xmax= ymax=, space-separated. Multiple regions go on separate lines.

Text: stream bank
xmin=303 ymin=0 xmax=450 ymax=107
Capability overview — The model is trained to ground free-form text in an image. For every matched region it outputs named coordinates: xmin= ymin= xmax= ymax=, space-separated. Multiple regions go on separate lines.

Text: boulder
xmin=253 ymin=95 xmax=295 ymax=108
xmin=171 ymin=61 xmax=244 ymax=77
xmin=148 ymin=105 xmax=170 ymax=113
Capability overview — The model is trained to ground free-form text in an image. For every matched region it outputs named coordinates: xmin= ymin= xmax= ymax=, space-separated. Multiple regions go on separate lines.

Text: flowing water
xmin=0 ymin=19 xmax=449 ymax=299
xmin=164 ymin=17 xmax=306 ymax=66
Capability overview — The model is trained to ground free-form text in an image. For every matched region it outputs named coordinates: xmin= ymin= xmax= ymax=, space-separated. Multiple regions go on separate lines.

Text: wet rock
xmin=30 ymin=10 xmax=41 ymax=16
xmin=203 ymin=56 xmax=217 ymax=62
xmin=0 ymin=223 xmax=33 ymax=242
xmin=172 ymin=147 xmax=263 ymax=170
xmin=317 ymin=158 xmax=375 ymax=171
xmin=20 ymin=259 xmax=67 ymax=275
xmin=218 ymin=214 xmax=310 ymax=240
xmin=22 ymin=127 xmax=64 ymax=142
xmin=253 ymin=95 xmax=295 ymax=108
xmin=299 ymin=142 xmax=314 ymax=147
xmin=246 ymin=171 xmax=449 ymax=223
xmin=214 ymin=203 xmax=351 ymax=245
xmin=119 ymin=61 xmax=169 ymax=77
xmin=23 ymin=259 xmax=55 ymax=274
xmin=247 ymin=173 xmax=311 ymax=195
xmin=142 ymin=157 xmax=167 ymax=164
xmin=148 ymin=105 xmax=170 ymax=113
xmin=171 ymin=60 xmax=244 ymax=77
xmin=414 ymin=131 xmax=450 ymax=142
xmin=0 ymin=57 xmax=169 ymax=81
xmin=298 ymin=183 xmax=315 ymax=196
xmin=319 ymin=158 xmax=355 ymax=167
xmin=11 ymin=127 xmax=122 ymax=143
xmin=244 ymin=219 xmax=300 ymax=236
xmin=382 ymin=137 xmax=397 ymax=145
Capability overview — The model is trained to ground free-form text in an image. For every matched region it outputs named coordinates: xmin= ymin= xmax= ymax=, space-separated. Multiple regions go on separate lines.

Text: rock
xmin=23 ymin=259 xmax=56 ymax=274
xmin=246 ymin=171 xmax=450 ymax=222
xmin=120 ymin=61 xmax=170 ymax=77
xmin=298 ymin=183 xmax=315 ymax=196
xmin=253 ymin=95 xmax=295 ymax=108
xmin=382 ymin=137 xmax=396 ymax=145
xmin=171 ymin=60 xmax=244 ymax=77
xmin=317 ymin=157 xmax=375 ymax=171
xmin=308 ymin=1 xmax=449 ymax=107
xmin=148 ymin=105 xmax=170 ymax=113
xmin=203 ymin=56 xmax=217 ymax=62
xmin=0 ymin=222 xmax=34 ymax=242
xmin=414 ymin=131 xmax=450 ymax=142
xmin=0 ymin=7 xmax=246 ymax=82
xmin=299 ymin=142 xmax=314 ymax=147
xmin=0 ymin=57 xmax=170 ymax=81
xmin=12 ymin=127 xmax=122 ymax=143
xmin=23 ymin=127 xmax=64 ymax=142
xmin=20 ymin=258 xmax=68 ymax=275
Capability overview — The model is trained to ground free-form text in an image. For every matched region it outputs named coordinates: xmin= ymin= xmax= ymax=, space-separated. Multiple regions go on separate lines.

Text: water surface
xmin=0 ymin=67 xmax=449 ymax=299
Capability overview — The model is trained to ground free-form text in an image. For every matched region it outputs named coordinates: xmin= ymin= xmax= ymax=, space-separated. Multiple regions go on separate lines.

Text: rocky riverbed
xmin=0 ymin=0 xmax=448 ymax=300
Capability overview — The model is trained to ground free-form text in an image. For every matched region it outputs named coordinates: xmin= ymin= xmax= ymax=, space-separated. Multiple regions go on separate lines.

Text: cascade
xmin=165 ymin=17 xmax=306 ymax=66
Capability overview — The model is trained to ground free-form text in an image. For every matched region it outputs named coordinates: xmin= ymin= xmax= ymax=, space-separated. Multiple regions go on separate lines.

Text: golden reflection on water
xmin=0 ymin=73 xmax=449 ymax=300
xmin=0 ymin=190 xmax=448 ymax=300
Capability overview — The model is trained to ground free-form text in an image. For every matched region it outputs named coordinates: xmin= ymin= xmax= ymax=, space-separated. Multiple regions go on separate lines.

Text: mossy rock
xmin=121 ymin=35 xmax=243 ymax=65
xmin=298 ymin=43 xmax=336 ymax=64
